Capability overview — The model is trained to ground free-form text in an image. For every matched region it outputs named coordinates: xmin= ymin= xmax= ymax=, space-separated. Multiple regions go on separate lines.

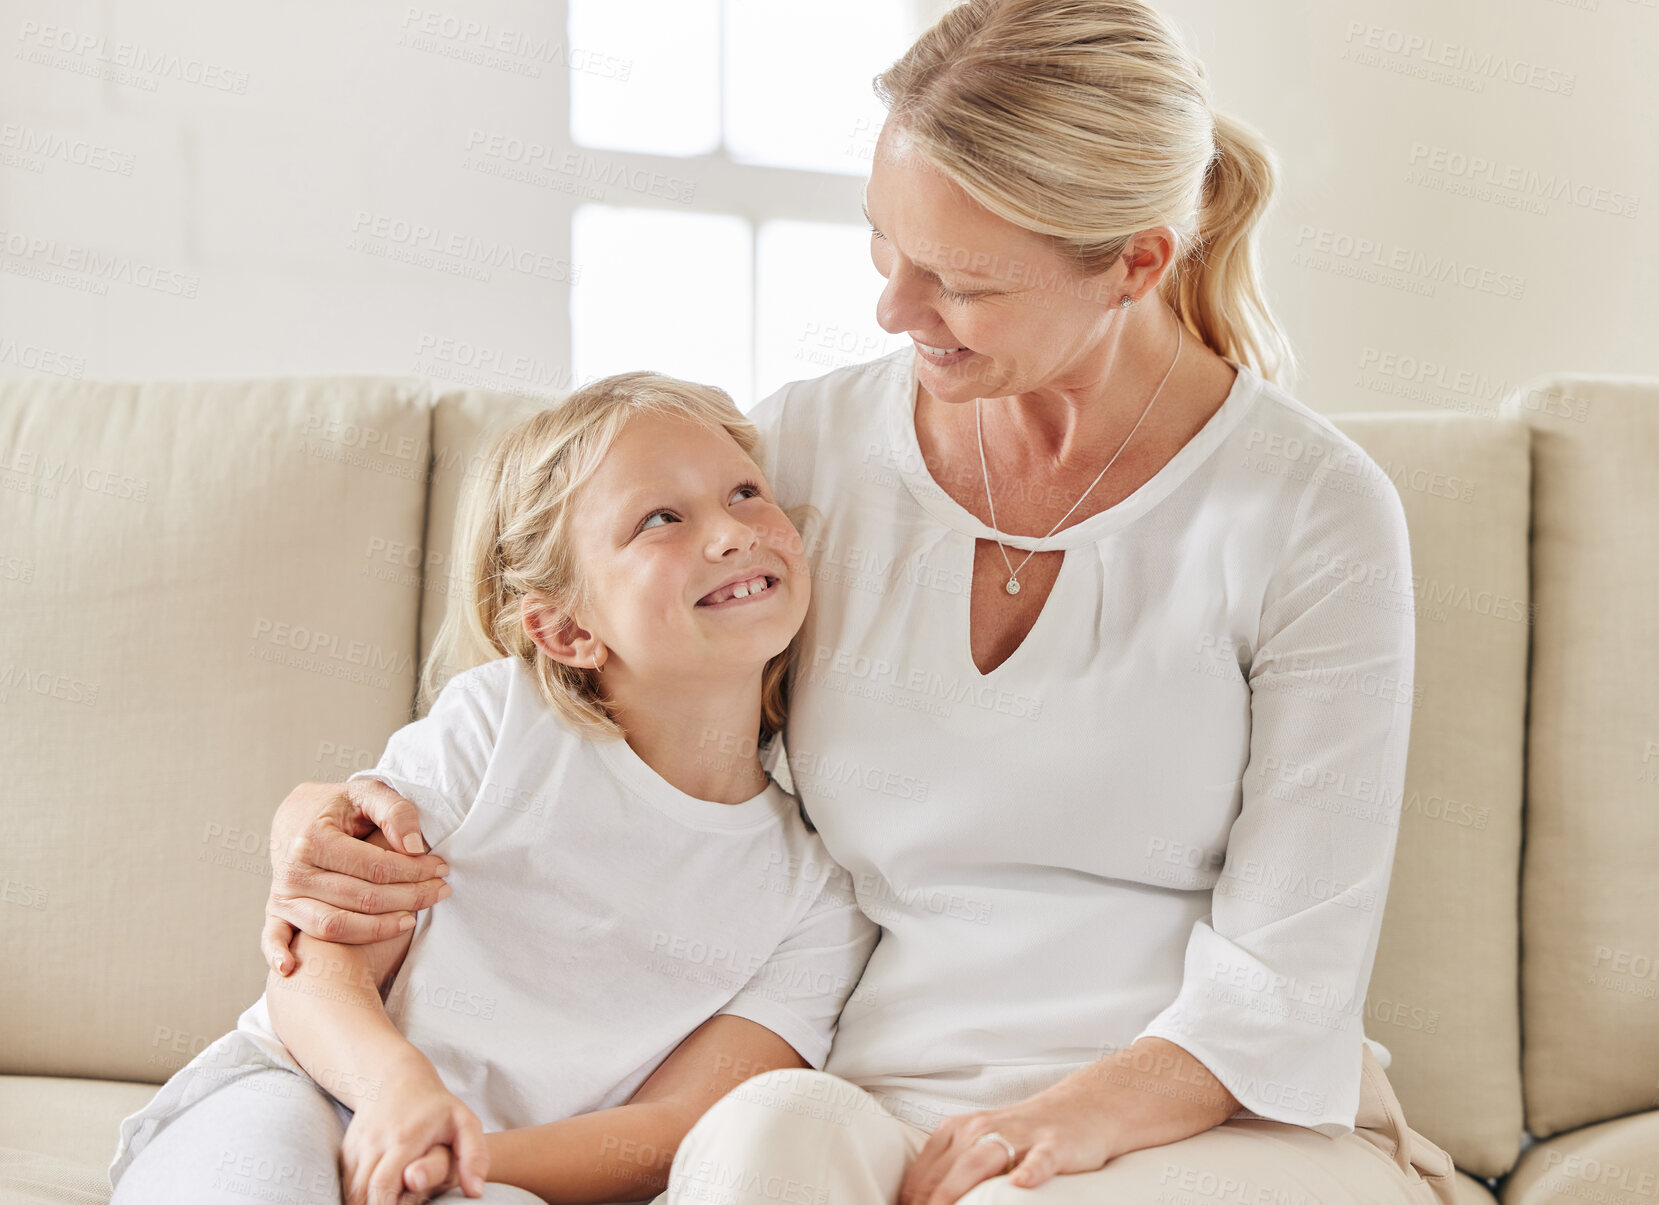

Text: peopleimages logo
xmin=807 ymin=644 xmax=1044 ymax=721
xmin=14 ymin=20 xmax=252 ymax=93
xmin=249 ymin=618 xmax=415 ymax=679
xmin=1341 ymin=22 xmax=1577 ymax=95
xmin=0 ymin=122 xmax=136 ymax=174
xmin=1407 ymin=143 xmax=1639 ymax=219
xmin=347 ymin=211 xmax=580 ymax=283
xmin=0 ymin=228 xmax=199 ymax=298
xmin=1291 ymin=225 xmax=1525 ymax=300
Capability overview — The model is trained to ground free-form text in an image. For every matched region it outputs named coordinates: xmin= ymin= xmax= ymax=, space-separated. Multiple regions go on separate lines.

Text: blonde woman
xmin=260 ymin=2 xmax=1460 ymax=1202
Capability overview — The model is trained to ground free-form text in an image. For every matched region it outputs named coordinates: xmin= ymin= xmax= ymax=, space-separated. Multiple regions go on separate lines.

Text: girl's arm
xmin=265 ymin=829 xmax=489 ymax=1201
xmin=264 ymin=828 xmax=424 ymax=1111
xmin=483 ymin=1014 xmax=808 ymax=1204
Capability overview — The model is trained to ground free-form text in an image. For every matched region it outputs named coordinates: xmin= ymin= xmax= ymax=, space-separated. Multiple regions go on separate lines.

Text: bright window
xmin=571 ymin=206 xmax=754 ymax=402
xmin=756 ymin=220 xmax=907 ymax=400
xmin=569 ymin=0 xmax=721 ymax=157
xmin=723 ymin=0 xmax=906 ymax=177
xmin=566 ymin=0 xmax=925 ymax=410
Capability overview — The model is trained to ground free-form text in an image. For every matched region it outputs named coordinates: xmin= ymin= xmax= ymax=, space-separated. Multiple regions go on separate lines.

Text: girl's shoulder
xmin=428 ymin=655 xmax=580 ymax=750
xmin=428 ymin=654 xmax=521 ymax=713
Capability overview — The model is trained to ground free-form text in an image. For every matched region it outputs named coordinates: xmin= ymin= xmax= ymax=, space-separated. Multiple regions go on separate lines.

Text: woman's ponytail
xmin=1164 ymin=110 xmax=1298 ymax=386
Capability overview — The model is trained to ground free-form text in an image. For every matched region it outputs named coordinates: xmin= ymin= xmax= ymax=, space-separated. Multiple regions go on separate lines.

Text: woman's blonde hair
xmin=876 ymin=0 xmax=1296 ymax=386
xmin=419 ymin=371 xmax=801 ymax=744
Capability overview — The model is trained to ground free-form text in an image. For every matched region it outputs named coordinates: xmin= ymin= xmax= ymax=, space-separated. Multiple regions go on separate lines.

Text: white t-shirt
xmin=239 ymin=654 xmax=879 ymax=1133
xmin=748 ymin=347 xmax=1416 ymax=1139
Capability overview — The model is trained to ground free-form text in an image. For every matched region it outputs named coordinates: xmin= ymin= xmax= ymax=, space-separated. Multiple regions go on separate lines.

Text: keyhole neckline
xmin=885 ymin=349 xmax=1258 ymax=549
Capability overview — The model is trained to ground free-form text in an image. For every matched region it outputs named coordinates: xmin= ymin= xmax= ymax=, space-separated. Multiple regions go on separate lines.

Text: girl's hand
xmin=896 ymin=1072 xmax=1120 ymax=1205
xmin=340 ymin=1073 xmax=488 ymax=1204
xmin=401 ymin=1144 xmax=462 ymax=1200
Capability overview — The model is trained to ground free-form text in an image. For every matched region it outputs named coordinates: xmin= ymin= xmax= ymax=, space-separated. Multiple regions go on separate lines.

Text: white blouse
xmin=748 ymin=347 xmax=1417 ymax=1138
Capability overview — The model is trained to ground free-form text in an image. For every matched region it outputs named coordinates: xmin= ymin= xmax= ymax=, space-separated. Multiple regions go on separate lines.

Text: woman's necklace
xmin=975 ymin=321 xmax=1183 ymax=596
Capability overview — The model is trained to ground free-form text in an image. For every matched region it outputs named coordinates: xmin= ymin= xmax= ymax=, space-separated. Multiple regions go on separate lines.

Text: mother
xmin=263 ymin=2 xmax=1458 ymax=1202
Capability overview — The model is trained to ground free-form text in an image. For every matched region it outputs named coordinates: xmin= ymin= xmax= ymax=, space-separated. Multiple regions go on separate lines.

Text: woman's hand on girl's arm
xmin=262 ymin=777 xmax=451 ymax=975
xmin=898 ymin=1036 xmax=1240 ymax=1205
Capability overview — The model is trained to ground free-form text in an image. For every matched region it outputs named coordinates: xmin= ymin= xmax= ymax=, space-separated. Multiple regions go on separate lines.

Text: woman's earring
xmin=1119 ymin=295 xmax=1135 ymax=308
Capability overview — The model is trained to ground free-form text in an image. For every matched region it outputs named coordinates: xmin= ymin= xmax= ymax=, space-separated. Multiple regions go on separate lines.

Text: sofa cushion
xmin=0 ymin=1074 xmax=160 ymax=1203
xmin=0 ymin=1150 xmax=112 ymax=1205
xmin=1453 ymin=1172 xmax=1503 ymax=1205
xmin=1498 ymin=376 xmax=1659 ymax=1139
xmin=1333 ymin=414 xmax=1531 ymax=1180
xmin=1499 ymin=1110 xmax=1659 ymax=1204
xmin=0 ymin=376 xmax=431 ymax=1083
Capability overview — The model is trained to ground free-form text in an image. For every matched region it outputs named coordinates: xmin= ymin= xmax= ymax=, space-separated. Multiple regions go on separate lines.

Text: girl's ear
xmin=523 ymin=591 xmax=606 ymax=670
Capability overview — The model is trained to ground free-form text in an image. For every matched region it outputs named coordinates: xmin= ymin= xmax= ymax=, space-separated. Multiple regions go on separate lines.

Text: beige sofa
xmin=2 ymin=369 xmax=1656 ymax=1205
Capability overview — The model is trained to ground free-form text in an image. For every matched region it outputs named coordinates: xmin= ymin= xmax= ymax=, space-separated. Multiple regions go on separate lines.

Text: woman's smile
xmin=912 ymin=338 xmax=975 ymax=367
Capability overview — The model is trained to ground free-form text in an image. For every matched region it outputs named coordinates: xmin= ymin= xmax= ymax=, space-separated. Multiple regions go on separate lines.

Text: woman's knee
xmin=673 ymin=1067 xmax=883 ymax=1167
xmin=682 ymin=1068 xmax=852 ymax=1144
xmin=667 ymin=1068 xmax=921 ymax=1205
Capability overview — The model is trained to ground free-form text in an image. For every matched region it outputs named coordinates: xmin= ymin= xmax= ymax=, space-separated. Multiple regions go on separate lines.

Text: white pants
xmin=658 ymin=1045 xmax=1461 ymax=1205
xmin=108 ymin=1061 xmax=542 ymax=1205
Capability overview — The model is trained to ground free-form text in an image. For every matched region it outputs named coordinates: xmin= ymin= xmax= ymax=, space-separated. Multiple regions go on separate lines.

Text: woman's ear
xmin=522 ymin=591 xmax=607 ymax=671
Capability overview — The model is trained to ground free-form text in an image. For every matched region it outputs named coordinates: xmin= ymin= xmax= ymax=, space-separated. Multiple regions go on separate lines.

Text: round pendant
xmin=1005 ymin=577 xmax=1021 ymax=595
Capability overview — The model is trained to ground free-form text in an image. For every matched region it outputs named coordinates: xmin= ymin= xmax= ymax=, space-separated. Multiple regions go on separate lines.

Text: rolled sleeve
xmin=1134 ymin=467 xmax=1417 ymax=1137
xmin=716 ymin=860 xmax=880 ymax=1069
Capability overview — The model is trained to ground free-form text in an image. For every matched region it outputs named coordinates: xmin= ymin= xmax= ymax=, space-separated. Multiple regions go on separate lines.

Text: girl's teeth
xmin=917 ymin=341 xmax=965 ymax=356
xmin=716 ymin=576 xmax=769 ymax=603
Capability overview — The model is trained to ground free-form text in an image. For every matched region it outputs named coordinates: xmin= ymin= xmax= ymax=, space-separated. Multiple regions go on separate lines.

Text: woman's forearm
xmin=1073 ymin=1036 xmax=1242 ymax=1159
xmin=484 ymin=1101 xmax=698 ymax=1204
xmin=265 ymin=932 xmax=436 ymax=1110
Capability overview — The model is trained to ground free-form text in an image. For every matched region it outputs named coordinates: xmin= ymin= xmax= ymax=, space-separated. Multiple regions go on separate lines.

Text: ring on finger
xmin=972 ymin=1130 xmax=1017 ymax=1174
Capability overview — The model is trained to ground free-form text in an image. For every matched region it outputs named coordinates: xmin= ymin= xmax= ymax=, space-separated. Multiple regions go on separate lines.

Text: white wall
xmin=1 ymin=0 xmax=1653 ymax=414
xmin=1156 ymin=0 xmax=1658 ymax=413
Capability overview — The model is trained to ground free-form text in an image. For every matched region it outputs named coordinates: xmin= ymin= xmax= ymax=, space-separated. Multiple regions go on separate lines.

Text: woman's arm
xmin=1048 ymin=1035 xmax=1239 ymax=1156
xmin=483 ymin=1015 xmax=809 ymax=1204
xmin=896 ymin=1036 xmax=1239 ymax=1205
xmin=262 ymin=777 xmax=451 ymax=974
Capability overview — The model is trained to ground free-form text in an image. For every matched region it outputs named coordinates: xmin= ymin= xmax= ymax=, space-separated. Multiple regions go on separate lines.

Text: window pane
xmin=570 ymin=0 xmax=720 ymax=157
xmin=724 ymin=0 xmax=911 ymax=175
xmin=571 ymin=206 xmax=753 ymax=403
xmin=755 ymin=220 xmax=906 ymax=402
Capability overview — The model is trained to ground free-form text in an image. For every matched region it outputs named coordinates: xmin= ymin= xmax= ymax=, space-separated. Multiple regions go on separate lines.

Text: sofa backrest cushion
xmin=1499 ymin=375 xmax=1659 ymax=1139
xmin=1333 ymin=413 xmax=1531 ymax=1179
xmin=0 ymin=375 xmax=430 ymax=1083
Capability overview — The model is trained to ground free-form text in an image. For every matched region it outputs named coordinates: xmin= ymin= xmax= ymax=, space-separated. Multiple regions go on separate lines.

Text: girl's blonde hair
xmin=876 ymin=0 xmax=1297 ymax=387
xmin=420 ymin=371 xmax=800 ymax=744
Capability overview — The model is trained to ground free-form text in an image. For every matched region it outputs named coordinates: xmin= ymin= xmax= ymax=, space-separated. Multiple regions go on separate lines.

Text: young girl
xmin=107 ymin=372 xmax=877 ymax=1205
